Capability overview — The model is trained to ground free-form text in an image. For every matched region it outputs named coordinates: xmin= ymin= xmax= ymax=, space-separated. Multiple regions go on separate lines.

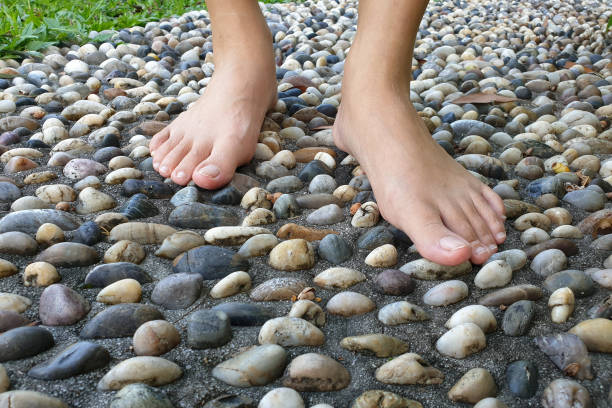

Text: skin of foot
xmin=149 ymin=0 xmax=276 ymax=189
xmin=149 ymin=67 xmax=276 ymax=188
xmin=333 ymin=83 xmax=506 ymax=265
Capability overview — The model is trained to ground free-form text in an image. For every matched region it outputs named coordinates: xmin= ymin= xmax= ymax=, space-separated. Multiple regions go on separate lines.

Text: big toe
xmin=191 ymin=146 xmax=237 ymax=190
xmin=407 ymin=217 xmax=473 ymax=266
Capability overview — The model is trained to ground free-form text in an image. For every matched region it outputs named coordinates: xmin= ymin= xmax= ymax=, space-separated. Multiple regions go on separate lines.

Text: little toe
xmin=406 ymin=211 xmax=472 ymax=266
xmin=152 ymin=133 xmax=181 ymax=171
xmin=474 ymin=193 xmax=507 ymax=245
xmin=172 ymin=150 xmax=208 ymax=186
xmin=482 ymin=186 xmax=506 ymax=219
xmin=158 ymin=143 xmax=191 ymax=178
xmin=192 ymin=145 xmax=238 ymax=190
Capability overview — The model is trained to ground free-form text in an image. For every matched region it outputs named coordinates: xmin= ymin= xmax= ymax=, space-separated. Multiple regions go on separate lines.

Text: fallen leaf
xmin=452 ymin=93 xmax=517 ymax=104
xmin=281 ymin=76 xmax=316 ymax=92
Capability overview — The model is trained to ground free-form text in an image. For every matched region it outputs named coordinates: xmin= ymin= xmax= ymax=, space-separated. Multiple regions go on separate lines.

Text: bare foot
xmin=149 ymin=62 xmax=276 ymax=189
xmin=333 ymin=85 xmax=506 ymax=265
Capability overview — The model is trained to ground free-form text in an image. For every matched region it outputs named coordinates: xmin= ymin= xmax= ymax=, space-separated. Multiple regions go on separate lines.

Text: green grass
xmin=1 ymin=0 xmax=288 ymax=60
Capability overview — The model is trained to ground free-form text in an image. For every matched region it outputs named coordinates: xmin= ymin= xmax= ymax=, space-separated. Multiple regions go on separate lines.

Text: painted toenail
xmin=439 ymin=236 xmax=468 ymax=251
xmin=160 ymin=165 xmax=169 ymax=174
xmin=496 ymin=232 xmax=506 ymax=241
xmin=199 ymin=164 xmax=220 ymax=178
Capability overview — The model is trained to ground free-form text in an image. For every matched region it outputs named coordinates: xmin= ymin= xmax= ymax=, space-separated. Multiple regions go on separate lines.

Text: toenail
xmin=439 ymin=236 xmax=468 ymax=251
xmin=160 ymin=165 xmax=168 ymax=174
xmin=474 ymin=245 xmax=488 ymax=256
xmin=198 ymin=164 xmax=220 ymax=178
xmin=488 ymin=244 xmax=497 ymax=252
xmin=496 ymin=232 xmax=506 ymax=241
xmin=175 ymin=170 xmax=186 ymax=180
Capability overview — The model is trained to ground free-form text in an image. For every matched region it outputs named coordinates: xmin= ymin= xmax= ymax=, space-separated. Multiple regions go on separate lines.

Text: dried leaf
xmin=281 ymin=76 xmax=316 ymax=92
xmin=452 ymin=93 xmax=517 ymax=104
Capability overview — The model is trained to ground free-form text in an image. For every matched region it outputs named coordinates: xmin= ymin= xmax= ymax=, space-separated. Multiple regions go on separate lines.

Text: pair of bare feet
xmin=150 ymin=6 xmax=506 ymax=267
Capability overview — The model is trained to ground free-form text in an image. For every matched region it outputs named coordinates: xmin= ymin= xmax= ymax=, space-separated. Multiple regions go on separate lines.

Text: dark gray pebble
xmin=28 ymin=341 xmax=110 ymax=380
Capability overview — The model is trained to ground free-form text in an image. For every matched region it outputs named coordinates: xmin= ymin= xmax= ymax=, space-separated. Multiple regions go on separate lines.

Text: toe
xmin=441 ymin=205 xmax=491 ymax=265
xmin=462 ymin=200 xmax=498 ymax=264
xmin=482 ymin=185 xmax=506 ymax=219
xmin=171 ymin=149 xmax=209 ymax=186
xmin=474 ymin=192 xmax=507 ymax=245
xmin=405 ymin=209 xmax=472 ymax=266
xmin=150 ymin=126 xmax=170 ymax=154
xmin=158 ymin=142 xmax=191 ymax=178
xmin=192 ymin=142 xmax=238 ymax=190
xmin=152 ymin=133 xmax=181 ymax=171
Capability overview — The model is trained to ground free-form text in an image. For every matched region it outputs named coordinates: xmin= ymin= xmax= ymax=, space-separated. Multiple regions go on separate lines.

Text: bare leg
xmin=150 ymin=0 xmax=276 ymax=188
xmin=333 ymin=0 xmax=506 ymax=265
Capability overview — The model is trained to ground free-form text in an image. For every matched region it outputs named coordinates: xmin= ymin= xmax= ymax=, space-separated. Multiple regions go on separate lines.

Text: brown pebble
xmin=133 ymin=320 xmax=180 ymax=356
xmin=104 ymin=88 xmax=127 ymax=99
xmin=36 ymin=223 xmax=65 ymax=247
xmin=276 ymin=223 xmax=338 ymax=241
xmin=4 ymin=156 xmax=38 ymax=173
xmin=24 ymin=171 xmax=58 ymax=184
xmin=525 ymin=238 xmax=579 ymax=259
xmin=535 ymin=193 xmax=559 ymax=209
xmin=293 ymin=147 xmax=336 ymax=163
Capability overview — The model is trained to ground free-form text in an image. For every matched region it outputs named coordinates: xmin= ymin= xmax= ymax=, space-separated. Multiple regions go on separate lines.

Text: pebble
xmin=313 ymin=267 xmax=365 ymax=289
xmin=436 ymin=323 xmax=486 ymax=358
xmin=259 ymin=316 xmax=324 ymax=347
xmin=448 ymin=368 xmax=497 ymax=404
xmin=110 ymin=383 xmax=174 ymax=408
xmin=250 ymin=277 xmax=307 ymax=301
xmin=340 ymin=334 xmax=409 ymax=357
xmin=205 ymin=226 xmax=270 ymax=246
xmin=446 ymin=305 xmax=497 ymax=333
xmin=544 ymin=270 xmax=594 ymax=297
xmin=475 ymin=260 xmax=513 ymax=288
xmin=97 ymin=278 xmax=142 ymax=304
xmin=110 ymin=222 xmax=176 ymax=245
xmin=36 ymin=241 xmax=99 ymax=267
xmin=212 ymin=344 xmax=287 ymax=387
xmin=282 ymin=353 xmax=350 ymax=391
xmin=204 ymin=395 xmax=255 ymax=408
xmin=0 ymin=326 xmax=54 ymax=362
xmin=535 ymin=333 xmax=593 ymax=380
xmin=75 ymin=187 xmax=117 ymax=214
xmin=503 ymin=300 xmax=535 ymax=336
xmin=378 ymin=301 xmax=429 ymax=325
xmin=39 ymin=284 xmax=90 ymax=326
xmin=375 ymin=353 xmax=444 ymax=385
xmin=0 ymin=391 xmax=68 ymax=408
xmin=104 ymin=240 xmax=146 ymax=264
xmin=318 ymin=234 xmax=353 ymax=264
xmin=187 ymin=309 xmax=232 ymax=349
xmin=28 ymin=341 xmax=110 ymax=380
xmin=542 ymin=379 xmax=592 ymax=408
xmin=0 ymin=310 xmax=31 ymax=333
xmin=568 ymin=318 xmax=612 ymax=353
xmin=373 ymin=269 xmax=415 ymax=295
xmin=0 ymin=293 xmax=31 ymax=313
xmin=327 ymin=291 xmax=375 ymax=316
xmin=530 ymin=249 xmax=567 ymax=277
xmin=0 ymin=209 xmax=80 ymax=234
xmin=269 ymin=239 xmax=315 ymax=270
xmin=237 ymin=233 xmax=279 ymax=258
xmin=80 ymin=303 xmax=163 ymax=338
xmin=97 ymin=356 xmax=182 ymax=390
xmin=258 ymin=388 xmax=304 ymax=408
xmin=0 ymin=363 xmax=7 ymax=392
xmin=84 ymin=262 xmax=152 ymax=288
xmin=474 ymin=398 xmax=508 ymax=408
xmin=212 ymin=303 xmax=274 ymax=326
xmin=173 ymin=245 xmax=249 ymax=279
xmin=133 ymin=320 xmax=180 ymax=356
xmin=479 ymin=284 xmax=542 ymax=306
xmin=155 ymin=230 xmax=206 ymax=259
xmin=400 ymin=258 xmax=472 ymax=280
xmin=0 ymin=231 xmax=38 ymax=255
xmin=210 ymin=271 xmax=252 ymax=298
xmin=352 ymin=390 xmax=422 ymax=408
xmin=306 ymin=203 xmax=344 ymax=225
xmin=506 ymin=360 xmax=538 ymax=398
xmin=351 ymin=202 xmax=380 ymax=227
xmin=365 ymin=244 xmax=398 ymax=268
xmin=423 ymin=280 xmax=468 ymax=306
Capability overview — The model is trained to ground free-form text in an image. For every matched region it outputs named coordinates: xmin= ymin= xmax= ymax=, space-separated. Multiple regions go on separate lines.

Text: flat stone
xmin=28 ymin=341 xmax=110 ymax=379
xmin=276 ymin=223 xmax=337 ymax=241
xmin=340 ymin=334 xmax=409 ymax=357
xmin=110 ymin=222 xmax=176 ymax=245
xmin=250 ymin=277 xmax=307 ymax=301
xmin=168 ymin=203 xmax=239 ymax=229
xmin=0 ymin=209 xmax=80 ymax=233
xmin=212 ymin=344 xmax=287 ymax=387
xmin=80 ymin=303 xmax=163 ymax=339
xmin=0 ymin=326 xmax=54 ymax=362
xmin=97 ymin=356 xmax=182 ymax=390
xmin=173 ymin=246 xmax=249 ymax=279
xmin=479 ymin=284 xmax=543 ymax=306
xmin=400 ymin=258 xmax=472 ymax=280
xmin=36 ymin=242 xmax=99 ymax=267
xmin=151 ymin=273 xmax=203 ymax=309
xmin=84 ymin=262 xmax=152 ymax=288
xmin=534 ymin=333 xmax=593 ymax=380
xmin=327 ymin=291 xmax=375 ymax=316
xmin=314 ymin=267 xmax=366 ymax=289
